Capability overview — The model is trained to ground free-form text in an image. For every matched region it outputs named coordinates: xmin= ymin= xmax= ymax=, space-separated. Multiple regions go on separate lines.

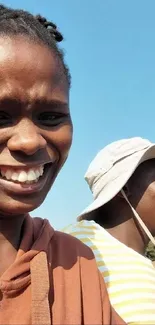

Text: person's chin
xmin=0 ymin=191 xmax=48 ymax=216
xmin=0 ymin=201 xmax=41 ymax=216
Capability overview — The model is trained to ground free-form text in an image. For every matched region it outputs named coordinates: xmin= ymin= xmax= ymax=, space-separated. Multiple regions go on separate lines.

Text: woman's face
xmin=0 ymin=36 xmax=72 ymax=215
xmin=128 ymin=159 xmax=155 ymax=235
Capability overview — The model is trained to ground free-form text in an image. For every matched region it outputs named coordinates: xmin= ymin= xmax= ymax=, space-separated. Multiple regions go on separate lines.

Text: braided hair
xmin=0 ymin=4 xmax=71 ymax=86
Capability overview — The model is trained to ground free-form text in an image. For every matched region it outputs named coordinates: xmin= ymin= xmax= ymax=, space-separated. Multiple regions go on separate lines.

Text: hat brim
xmin=78 ymin=144 xmax=155 ymax=221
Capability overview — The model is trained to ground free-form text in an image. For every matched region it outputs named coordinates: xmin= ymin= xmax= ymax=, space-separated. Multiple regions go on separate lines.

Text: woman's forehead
xmin=129 ymin=159 xmax=155 ymax=186
xmin=0 ymin=36 xmax=60 ymax=76
xmin=0 ymin=36 xmax=68 ymax=102
xmin=138 ymin=159 xmax=155 ymax=171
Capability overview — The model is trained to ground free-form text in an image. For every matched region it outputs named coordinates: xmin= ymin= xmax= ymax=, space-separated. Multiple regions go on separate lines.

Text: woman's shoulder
xmin=52 ymin=229 xmax=94 ymax=260
xmin=49 ymin=229 xmax=125 ymax=325
xmin=62 ymin=219 xmax=96 ymax=234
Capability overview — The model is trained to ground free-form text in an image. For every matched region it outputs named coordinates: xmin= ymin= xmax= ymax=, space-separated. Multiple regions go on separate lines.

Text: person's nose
xmin=7 ymin=119 xmax=47 ymax=155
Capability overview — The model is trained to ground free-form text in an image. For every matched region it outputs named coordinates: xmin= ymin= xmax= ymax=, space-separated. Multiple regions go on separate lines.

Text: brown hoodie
xmin=0 ymin=215 xmax=125 ymax=325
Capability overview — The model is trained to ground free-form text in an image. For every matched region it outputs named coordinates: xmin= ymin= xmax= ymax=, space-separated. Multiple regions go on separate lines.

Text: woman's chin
xmin=0 ymin=200 xmax=44 ymax=217
xmin=0 ymin=186 xmax=49 ymax=216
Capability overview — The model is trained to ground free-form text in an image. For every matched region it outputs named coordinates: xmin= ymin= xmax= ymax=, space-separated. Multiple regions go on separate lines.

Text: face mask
xmin=121 ymin=189 xmax=155 ymax=246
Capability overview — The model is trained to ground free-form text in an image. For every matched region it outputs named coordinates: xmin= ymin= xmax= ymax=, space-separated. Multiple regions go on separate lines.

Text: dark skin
xmin=0 ymin=35 xmax=72 ymax=276
xmin=93 ymin=159 xmax=155 ymax=256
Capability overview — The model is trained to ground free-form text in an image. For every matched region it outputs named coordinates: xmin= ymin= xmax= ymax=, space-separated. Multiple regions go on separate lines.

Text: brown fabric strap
xmin=31 ymin=252 xmax=51 ymax=325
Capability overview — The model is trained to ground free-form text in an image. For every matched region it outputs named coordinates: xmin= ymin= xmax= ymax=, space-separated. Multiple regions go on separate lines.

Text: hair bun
xmin=35 ymin=14 xmax=63 ymax=42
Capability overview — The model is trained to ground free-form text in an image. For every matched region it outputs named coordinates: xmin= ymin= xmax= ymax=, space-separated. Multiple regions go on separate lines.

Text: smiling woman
xmin=0 ymin=3 xmax=125 ymax=325
xmin=0 ymin=34 xmax=72 ymax=213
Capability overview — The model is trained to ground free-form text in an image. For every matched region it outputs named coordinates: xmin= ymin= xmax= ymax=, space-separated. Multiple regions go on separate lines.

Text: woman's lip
xmin=0 ymin=162 xmax=50 ymax=170
xmin=0 ymin=163 xmax=53 ymax=195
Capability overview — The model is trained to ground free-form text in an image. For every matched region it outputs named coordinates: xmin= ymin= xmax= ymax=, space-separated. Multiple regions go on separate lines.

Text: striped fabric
xmin=63 ymin=220 xmax=155 ymax=324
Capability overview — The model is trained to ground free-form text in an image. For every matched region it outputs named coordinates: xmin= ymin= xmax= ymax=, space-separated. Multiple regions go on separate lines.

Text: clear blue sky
xmin=2 ymin=0 xmax=155 ymax=228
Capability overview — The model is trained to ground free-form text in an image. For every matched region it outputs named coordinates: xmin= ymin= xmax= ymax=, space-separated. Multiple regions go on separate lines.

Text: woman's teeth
xmin=0 ymin=166 xmax=44 ymax=184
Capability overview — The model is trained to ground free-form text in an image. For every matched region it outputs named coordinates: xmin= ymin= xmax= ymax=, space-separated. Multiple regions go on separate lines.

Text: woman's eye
xmin=38 ymin=112 xmax=68 ymax=126
xmin=0 ymin=112 xmax=12 ymax=126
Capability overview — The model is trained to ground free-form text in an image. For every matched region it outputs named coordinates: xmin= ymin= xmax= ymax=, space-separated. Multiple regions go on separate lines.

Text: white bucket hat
xmin=78 ymin=137 xmax=155 ymax=245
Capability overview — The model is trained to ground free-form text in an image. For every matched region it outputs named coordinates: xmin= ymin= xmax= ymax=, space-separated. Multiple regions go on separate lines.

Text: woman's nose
xmin=7 ymin=119 xmax=47 ymax=155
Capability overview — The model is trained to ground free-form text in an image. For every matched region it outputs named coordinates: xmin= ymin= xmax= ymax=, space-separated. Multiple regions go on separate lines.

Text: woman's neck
xmin=0 ymin=214 xmax=25 ymax=248
xmin=106 ymin=218 xmax=148 ymax=255
xmin=96 ymin=202 xmax=149 ymax=255
xmin=0 ymin=214 xmax=26 ymax=276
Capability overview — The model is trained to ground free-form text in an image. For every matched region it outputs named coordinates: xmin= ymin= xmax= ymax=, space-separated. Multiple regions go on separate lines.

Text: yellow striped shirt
xmin=63 ymin=220 xmax=155 ymax=325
